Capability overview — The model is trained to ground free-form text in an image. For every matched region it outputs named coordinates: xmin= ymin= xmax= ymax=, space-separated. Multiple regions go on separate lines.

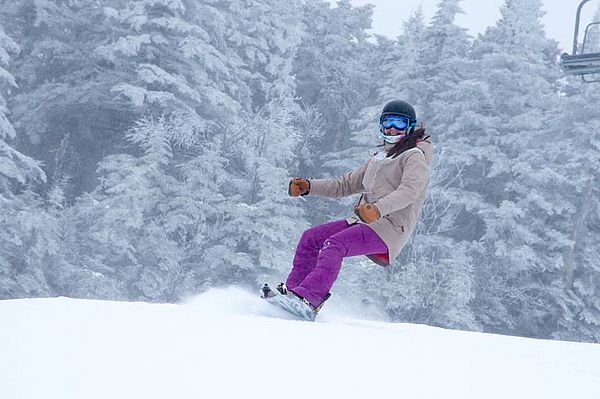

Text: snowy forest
xmin=0 ymin=0 xmax=599 ymax=343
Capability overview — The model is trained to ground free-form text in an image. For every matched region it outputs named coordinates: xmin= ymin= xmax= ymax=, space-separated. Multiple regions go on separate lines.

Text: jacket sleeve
xmin=308 ymin=160 xmax=369 ymax=198
xmin=374 ymin=151 xmax=429 ymax=216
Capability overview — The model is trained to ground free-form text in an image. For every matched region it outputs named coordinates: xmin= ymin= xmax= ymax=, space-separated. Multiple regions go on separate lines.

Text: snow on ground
xmin=1 ymin=287 xmax=600 ymax=399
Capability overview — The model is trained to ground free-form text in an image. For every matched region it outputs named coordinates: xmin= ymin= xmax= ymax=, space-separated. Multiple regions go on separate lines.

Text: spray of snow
xmin=182 ymin=286 xmax=387 ymax=322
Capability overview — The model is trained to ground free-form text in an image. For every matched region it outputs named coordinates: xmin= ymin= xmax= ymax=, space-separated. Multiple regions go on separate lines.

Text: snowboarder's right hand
xmin=288 ymin=178 xmax=310 ymax=197
xmin=354 ymin=203 xmax=381 ymax=224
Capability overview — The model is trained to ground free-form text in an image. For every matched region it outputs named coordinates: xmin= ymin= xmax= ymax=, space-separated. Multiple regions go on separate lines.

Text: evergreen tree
xmin=419 ymin=0 xmax=471 ymax=120
xmin=549 ymin=9 xmax=600 ymax=340
xmin=180 ymin=97 xmax=310 ymax=287
xmin=294 ymin=0 xmax=377 ymax=158
xmin=0 ymin=0 xmax=252 ymax=196
xmin=381 ymin=0 xmax=478 ymax=329
xmin=0 ymin=0 xmax=134 ymax=194
xmin=98 ymin=0 xmax=249 ymax=115
xmin=467 ymin=0 xmax=565 ymax=337
xmin=215 ymin=0 xmax=303 ymax=107
xmin=378 ymin=5 xmax=427 ymax=107
xmin=0 ymin=27 xmax=50 ymax=299
xmin=551 ymin=85 xmax=600 ymax=342
xmin=68 ymin=115 xmax=194 ymax=301
xmin=0 ymin=26 xmax=44 ymax=194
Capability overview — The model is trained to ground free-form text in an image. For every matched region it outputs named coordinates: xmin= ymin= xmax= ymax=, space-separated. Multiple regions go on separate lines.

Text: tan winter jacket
xmin=308 ymin=136 xmax=433 ymax=266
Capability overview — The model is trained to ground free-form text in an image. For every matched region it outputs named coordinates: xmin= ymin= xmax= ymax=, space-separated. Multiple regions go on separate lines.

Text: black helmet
xmin=380 ymin=100 xmax=417 ymax=124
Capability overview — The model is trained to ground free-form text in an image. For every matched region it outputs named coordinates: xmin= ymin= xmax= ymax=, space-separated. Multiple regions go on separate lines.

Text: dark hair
xmin=384 ymin=125 xmax=427 ymax=159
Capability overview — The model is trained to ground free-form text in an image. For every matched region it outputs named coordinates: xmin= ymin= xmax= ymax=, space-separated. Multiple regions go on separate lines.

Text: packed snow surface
xmin=2 ymin=287 xmax=600 ymax=399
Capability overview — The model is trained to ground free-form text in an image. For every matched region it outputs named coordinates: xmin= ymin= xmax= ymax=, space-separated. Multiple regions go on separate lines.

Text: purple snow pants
xmin=286 ymin=219 xmax=388 ymax=308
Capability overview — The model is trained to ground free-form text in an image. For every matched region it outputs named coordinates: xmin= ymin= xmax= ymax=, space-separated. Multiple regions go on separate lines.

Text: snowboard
xmin=261 ymin=284 xmax=317 ymax=322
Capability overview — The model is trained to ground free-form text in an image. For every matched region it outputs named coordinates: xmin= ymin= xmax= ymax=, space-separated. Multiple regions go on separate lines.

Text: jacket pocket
xmin=384 ymin=215 xmax=406 ymax=233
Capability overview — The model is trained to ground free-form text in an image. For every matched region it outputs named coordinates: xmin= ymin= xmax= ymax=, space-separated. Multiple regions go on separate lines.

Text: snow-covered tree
xmin=98 ymin=0 xmax=249 ymax=117
xmin=67 ymin=114 xmax=198 ymax=301
xmin=0 ymin=27 xmax=44 ymax=194
xmin=466 ymin=0 xmax=565 ymax=337
xmin=294 ymin=0 xmax=377 ymax=156
xmin=0 ymin=27 xmax=51 ymax=299
xmin=213 ymin=0 xmax=303 ymax=107
xmin=0 ymin=0 xmax=254 ymax=196
xmin=378 ymin=5 xmax=427 ymax=108
xmin=549 ymin=15 xmax=600 ymax=339
xmin=0 ymin=0 xmax=130 ymax=194
xmin=173 ymin=97 xmax=312 ymax=289
xmin=553 ymin=91 xmax=600 ymax=342
xmin=361 ymin=0 xmax=478 ymax=329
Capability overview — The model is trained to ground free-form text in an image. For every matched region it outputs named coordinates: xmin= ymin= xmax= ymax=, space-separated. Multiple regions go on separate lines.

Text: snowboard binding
xmin=260 ymin=282 xmax=292 ymax=298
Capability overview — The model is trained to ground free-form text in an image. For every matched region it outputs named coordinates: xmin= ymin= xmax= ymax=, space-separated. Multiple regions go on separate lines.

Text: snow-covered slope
xmin=2 ymin=287 xmax=599 ymax=399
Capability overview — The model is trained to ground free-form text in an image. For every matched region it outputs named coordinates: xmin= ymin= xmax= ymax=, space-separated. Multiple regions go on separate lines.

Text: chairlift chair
xmin=560 ymin=0 xmax=600 ymax=83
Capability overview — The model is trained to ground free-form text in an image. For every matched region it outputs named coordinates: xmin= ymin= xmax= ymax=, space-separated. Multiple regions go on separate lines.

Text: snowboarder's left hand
xmin=354 ymin=204 xmax=381 ymax=224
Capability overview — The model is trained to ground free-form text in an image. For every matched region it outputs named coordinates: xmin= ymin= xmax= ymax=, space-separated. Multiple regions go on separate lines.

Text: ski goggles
xmin=379 ymin=114 xmax=412 ymax=131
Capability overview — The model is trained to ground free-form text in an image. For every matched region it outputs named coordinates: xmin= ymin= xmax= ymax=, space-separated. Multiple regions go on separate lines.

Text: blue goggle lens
xmin=380 ymin=114 xmax=410 ymax=130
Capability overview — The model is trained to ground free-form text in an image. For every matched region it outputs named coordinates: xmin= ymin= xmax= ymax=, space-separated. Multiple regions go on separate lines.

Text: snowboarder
xmin=268 ymin=100 xmax=433 ymax=318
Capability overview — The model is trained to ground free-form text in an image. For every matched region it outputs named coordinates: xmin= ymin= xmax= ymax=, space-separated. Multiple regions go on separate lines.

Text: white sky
xmin=335 ymin=0 xmax=599 ymax=53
